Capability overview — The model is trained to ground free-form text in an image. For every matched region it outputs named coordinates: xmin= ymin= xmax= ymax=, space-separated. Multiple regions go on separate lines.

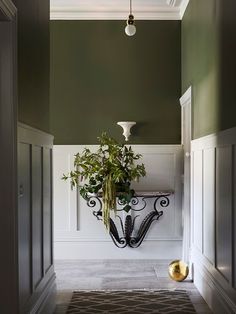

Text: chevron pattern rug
xmin=66 ymin=290 xmax=196 ymax=313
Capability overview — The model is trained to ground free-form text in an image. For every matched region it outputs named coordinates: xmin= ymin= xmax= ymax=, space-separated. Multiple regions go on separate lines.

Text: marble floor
xmin=54 ymin=260 xmax=212 ymax=314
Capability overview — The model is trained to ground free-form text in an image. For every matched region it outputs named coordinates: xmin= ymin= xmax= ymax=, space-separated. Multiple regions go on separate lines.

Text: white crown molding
xmin=50 ymin=0 xmax=190 ymax=21
xmin=166 ymin=0 xmax=177 ymax=6
xmin=179 ymin=0 xmax=189 ymax=19
xmin=50 ymin=7 xmax=182 ymax=20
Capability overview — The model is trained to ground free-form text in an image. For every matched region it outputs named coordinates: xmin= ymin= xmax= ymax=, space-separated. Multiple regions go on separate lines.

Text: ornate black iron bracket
xmin=87 ymin=191 xmax=172 ymax=249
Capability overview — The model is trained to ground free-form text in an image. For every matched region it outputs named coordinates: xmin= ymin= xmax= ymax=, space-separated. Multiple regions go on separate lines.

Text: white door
xmin=180 ymin=87 xmax=192 ymax=264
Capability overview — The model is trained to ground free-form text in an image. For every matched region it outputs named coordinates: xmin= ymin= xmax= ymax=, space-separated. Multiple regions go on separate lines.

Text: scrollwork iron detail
xmin=86 ymin=192 xmax=172 ymax=248
xmin=87 ymin=196 xmax=103 ymax=221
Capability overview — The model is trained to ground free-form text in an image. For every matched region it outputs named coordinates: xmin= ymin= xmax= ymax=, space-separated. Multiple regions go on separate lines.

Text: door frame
xmin=0 ymin=1 xmax=18 ymax=312
xmin=179 ymin=86 xmax=192 ymax=266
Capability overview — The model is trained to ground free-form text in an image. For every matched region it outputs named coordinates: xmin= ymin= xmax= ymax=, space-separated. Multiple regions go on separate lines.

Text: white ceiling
xmin=50 ymin=0 xmax=189 ymax=20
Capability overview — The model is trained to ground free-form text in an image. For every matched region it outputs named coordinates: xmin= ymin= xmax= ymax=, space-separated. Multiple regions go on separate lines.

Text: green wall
xmin=50 ymin=21 xmax=181 ymax=144
xmin=13 ymin=0 xmax=50 ymax=132
xmin=182 ymin=0 xmax=236 ymax=139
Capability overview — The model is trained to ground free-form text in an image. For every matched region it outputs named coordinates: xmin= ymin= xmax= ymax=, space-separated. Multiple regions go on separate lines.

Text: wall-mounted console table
xmin=87 ymin=191 xmax=173 ymax=248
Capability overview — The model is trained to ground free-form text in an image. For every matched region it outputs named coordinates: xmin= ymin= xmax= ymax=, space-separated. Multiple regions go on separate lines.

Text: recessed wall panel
xmin=18 ymin=143 xmax=32 ymax=308
xmin=216 ymin=146 xmax=232 ymax=282
xmin=43 ymin=147 xmax=53 ymax=273
xmin=203 ymin=148 xmax=215 ymax=264
xmin=32 ymin=146 xmax=43 ymax=289
xmin=53 ymin=152 xmax=71 ymax=231
xmin=193 ymin=150 xmax=203 ymax=252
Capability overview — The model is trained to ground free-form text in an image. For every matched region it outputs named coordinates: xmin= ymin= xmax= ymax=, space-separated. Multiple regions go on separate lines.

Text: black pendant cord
xmin=130 ymin=0 xmax=132 ymax=15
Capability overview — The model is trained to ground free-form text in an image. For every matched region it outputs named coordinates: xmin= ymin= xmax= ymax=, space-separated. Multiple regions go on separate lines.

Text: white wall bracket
xmin=117 ymin=121 xmax=136 ymax=141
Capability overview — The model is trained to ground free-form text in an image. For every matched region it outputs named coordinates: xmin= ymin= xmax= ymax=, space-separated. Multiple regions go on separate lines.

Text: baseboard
xmin=192 ymin=250 xmax=236 ymax=314
xmin=190 ymin=126 xmax=236 ymax=313
xmin=54 ymin=240 xmax=182 ymax=259
xmin=30 ymin=274 xmax=57 ymax=314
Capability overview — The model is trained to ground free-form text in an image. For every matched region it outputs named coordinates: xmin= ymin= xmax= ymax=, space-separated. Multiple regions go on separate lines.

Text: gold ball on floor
xmin=168 ymin=260 xmax=189 ymax=282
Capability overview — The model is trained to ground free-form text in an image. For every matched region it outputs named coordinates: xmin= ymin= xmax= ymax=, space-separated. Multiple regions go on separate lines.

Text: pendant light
xmin=125 ymin=0 xmax=136 ymax=36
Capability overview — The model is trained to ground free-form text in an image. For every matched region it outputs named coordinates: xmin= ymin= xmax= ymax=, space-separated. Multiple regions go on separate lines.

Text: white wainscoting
xmin=191 ymin=127 xmax=236 ymax=314
xmin=53 ymin=145 xmax=183 ymax=259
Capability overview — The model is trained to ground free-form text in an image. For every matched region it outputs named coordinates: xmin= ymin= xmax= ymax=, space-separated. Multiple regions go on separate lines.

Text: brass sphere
xmin=168 ymin=260 xmax=189 ymax=282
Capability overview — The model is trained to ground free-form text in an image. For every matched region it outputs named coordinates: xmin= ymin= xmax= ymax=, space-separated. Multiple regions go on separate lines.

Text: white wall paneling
xmin=191 ymin=126 xmax=236 ymax=313
xmin=203 ymin=148 xmax=215 ymax=265
xmin=216 ymin=146 xmax=232 ymax=283
xmin=53 ymin=145 xmax=183 ymax=259
xmin=192 ymin=149 xmax=203 ymax=253
xmin=18 ymin=123 xmax=56 ymax=313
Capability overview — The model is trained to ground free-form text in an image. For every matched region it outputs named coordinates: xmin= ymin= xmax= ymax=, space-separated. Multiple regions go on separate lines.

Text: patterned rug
xmin=66 ymin=290 xmax=196 ymax=313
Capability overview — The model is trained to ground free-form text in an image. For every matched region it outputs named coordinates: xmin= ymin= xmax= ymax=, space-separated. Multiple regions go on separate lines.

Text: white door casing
xmin=180 ymin=86 xmax=192 ymax=265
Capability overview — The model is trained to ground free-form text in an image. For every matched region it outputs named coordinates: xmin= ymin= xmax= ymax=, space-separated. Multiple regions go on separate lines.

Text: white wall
xmin=191 ymin=126 xmax=236 ymax=313
xmin=53 ymin=145 xmax=183 ymax=259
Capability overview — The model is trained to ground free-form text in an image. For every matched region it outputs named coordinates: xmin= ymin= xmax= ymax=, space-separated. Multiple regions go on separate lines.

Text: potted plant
xmin=62 ymin=133 xmax=146 ymax=229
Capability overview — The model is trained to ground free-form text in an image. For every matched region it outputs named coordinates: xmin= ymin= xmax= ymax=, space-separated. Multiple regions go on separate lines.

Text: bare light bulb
xmin=125 ymin=24 xmax=136 ymax=36
xmin=125 ymin=13 xmax=136 ymax=37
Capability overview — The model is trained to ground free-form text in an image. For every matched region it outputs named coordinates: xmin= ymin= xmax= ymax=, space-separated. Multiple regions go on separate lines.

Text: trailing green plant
xmin=62 ymin=133 xmax=146 ymax=229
